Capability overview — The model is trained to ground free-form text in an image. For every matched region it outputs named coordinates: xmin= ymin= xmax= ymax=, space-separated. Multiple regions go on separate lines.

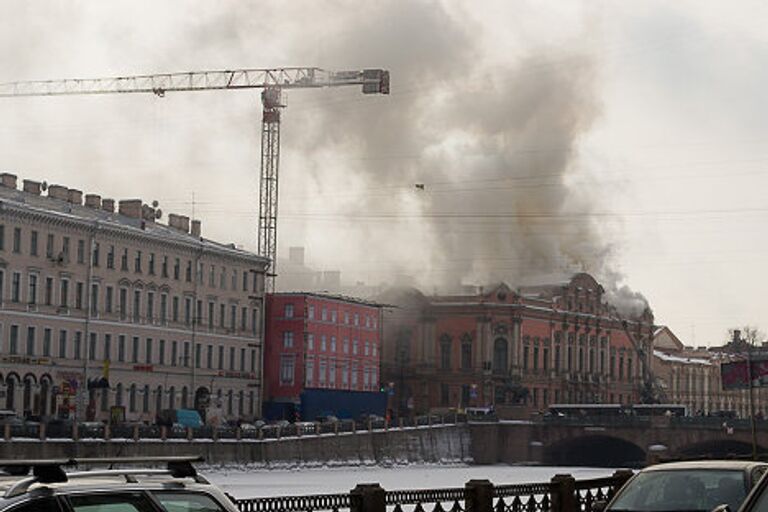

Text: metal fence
xmin=232 ymin=472 xmax=633 ymax=512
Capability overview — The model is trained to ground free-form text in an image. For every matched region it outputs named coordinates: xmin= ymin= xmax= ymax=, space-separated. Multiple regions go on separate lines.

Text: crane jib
xmin=0 ymin=66 xmax=390 ymax=293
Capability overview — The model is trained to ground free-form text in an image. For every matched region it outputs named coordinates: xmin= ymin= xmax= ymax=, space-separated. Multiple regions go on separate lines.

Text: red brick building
xmin=263 ymin=292 xmax=383 ymax=419
xmin=380 ymin=273 xmax=656 ymax=418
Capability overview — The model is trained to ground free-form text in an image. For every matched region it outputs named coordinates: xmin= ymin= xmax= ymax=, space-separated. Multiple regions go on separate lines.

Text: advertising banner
xmin=721 ymin=358 xmax=768 ymax=390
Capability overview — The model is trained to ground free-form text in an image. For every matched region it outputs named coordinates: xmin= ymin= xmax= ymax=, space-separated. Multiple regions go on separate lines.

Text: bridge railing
xmin=232 ymin=471 xmax=634 ymax=512
xmin=539 ymin=415 xmax=651 ymax=428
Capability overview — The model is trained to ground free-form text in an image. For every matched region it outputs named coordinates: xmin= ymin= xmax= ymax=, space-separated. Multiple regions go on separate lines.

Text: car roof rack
xmin=0 ymin=456 xmax=206 ymax=499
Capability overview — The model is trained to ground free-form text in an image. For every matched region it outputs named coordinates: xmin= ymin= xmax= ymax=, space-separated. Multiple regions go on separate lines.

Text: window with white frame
xmin=280 ymin=355 xmax=295 ymax=386
xmin=364 ymin=341 xmax=370 ymax=356
xmin=343 ymin=338 xmax=349 ymax=354
xmin=320 ymin=335 xmax=326 ymax=352
xmin=321 ymin=307 xmax=327 ymax=321
xmin=354 ymin=313 xmax=359 ymax=326
xmin=330 ymin=336 xmax=336 ymax=352
xmin=28 ymin=273 xmax=38 ymax=305
xmin=308 ymin=305 xmax=315 ymax=320
xmin=363 ymin=367 xmax=370 ymax=389
xmin=331 ymin=310 xmax=337 ymax=322
xmin=318 ymin=359 xmax=327 ymax=386
xmin=283 ymin=331 xmax=294 ymax=348
xmin=351 ymin=363 xmax=358 ymax=388
xmin=11 ymin=272 xmax=21 ymax=303
xmin=341 ymin=362 xmax=349 ymax=387
xmin=373 ymin=343 xmax=377 ymax=357
xmin=284 ymin=303 xmax=294 ymax=318
xmin=371 ymin=367 xmax=378 ymax=388
xmin=307 ymin=333 xmax=314 ymax=350
xmin=328 ymin=360 xmax=336 ymax=387
xmin=353 ymin=339 xmax=358 ymax=355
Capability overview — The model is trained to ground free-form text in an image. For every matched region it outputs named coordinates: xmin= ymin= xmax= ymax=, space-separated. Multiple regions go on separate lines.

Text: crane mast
xmin=0 ymin=67 xmax=390 ymax=291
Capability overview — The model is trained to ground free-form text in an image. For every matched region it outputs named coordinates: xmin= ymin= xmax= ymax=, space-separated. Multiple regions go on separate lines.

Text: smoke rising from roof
xmin=0 ymin=0 xmax=651 ymax=318
xmin=281 ymin=1 xmax=650 ymax=317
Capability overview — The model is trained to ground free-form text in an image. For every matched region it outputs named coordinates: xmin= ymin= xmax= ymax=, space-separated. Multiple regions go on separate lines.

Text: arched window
xmin=169 ymin=386 xmax=176 ymax=410
xmin=100 ymin=387 xmax=109 ymax=412
xmin=115 ymin=383 xmax=124 ymax=408
xmin=6 ymin=376 xmax=17 ymax=411
xmin=181 ymin=386 xmax=188 ymax=409
xmin=227 ymin=390 xmax=233 ymax=415
xmin=238 ymin=390 xmax=244 ymax=416
xmin=493 ymin=338 xmax=508 ymax=373
xmin=155 ymin=385 xmax=163 ymax=413
xmin=461 ymin=335 xmax=472 ymax=370
xmin=22 ymin=376 xmax=34 ymax=413
xmin=439 ymin=335 xmax=452 ymax=370
xmin=142 ymin=385 xmax=150 ymax=413
xmin=129 ymin=384 xmax=136 ymax=412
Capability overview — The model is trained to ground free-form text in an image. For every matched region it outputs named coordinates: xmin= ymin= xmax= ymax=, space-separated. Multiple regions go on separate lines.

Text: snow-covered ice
xmin=204 ymin=464 xmax=616 ymax=499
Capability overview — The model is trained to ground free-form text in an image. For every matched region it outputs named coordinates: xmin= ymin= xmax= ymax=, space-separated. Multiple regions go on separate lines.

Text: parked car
xmin=729 ymin=463 xmax=768 ymax=512
xmin=0 ymin=456 xmax=238 ymax=511
xmin=596 ymin=461 xmax=768 ymax=512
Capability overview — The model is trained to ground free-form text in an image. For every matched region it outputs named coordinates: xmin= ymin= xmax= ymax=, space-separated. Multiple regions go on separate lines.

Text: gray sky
xmin=1 ymin=0 xmax=767 ymax=345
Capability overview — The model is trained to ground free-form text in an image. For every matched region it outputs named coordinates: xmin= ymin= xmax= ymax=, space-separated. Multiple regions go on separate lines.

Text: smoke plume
xmin=280 ymin=1 xmax=650 ymax=316
xmin=0 ymin=1 xmax=651 ymax=317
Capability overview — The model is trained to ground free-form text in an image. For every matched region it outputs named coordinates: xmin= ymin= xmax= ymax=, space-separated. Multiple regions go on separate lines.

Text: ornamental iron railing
xmin=233 ymin=471 xmax=634 ymax=512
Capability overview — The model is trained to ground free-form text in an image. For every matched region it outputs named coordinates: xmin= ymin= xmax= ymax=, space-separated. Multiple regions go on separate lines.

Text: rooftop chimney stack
xmin=101 ymin=198 xmax=115 ymax=213
xmin=179 ymin=215 xmax=190 ymax=233
xmin=0 ymin=173 xmax=18 ymax=189
xmin=191 ymin=219 xmax=202 ymax=238
xmin=22 ymin=180 xmax=42 ymax=195
xmin=84 ymin=194 xmax=102 ymax=209
xmin=118 ymin=199 xmax=143 ymax=219
xmin=67 ymin=189 xmax=83 ymax=205
xmin=48 ymin=185 xmax=69 ymax=201
xmin=168 ymin=213 xmax=182 ymax=231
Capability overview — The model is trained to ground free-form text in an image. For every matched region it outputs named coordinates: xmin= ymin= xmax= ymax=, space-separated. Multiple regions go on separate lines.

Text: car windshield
xmin=609 ymin=470 xmax=746 ymax=512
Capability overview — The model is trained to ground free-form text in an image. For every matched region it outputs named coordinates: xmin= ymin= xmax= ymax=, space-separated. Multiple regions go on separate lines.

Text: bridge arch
xmin=678 ymin=439 xmax=767 ymax=459
xmin=544 ymin=435 xmax=646 ymax=467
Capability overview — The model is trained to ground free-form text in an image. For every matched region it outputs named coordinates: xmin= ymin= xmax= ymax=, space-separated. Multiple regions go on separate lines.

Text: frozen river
xmin=205 ymin=465 xmax=616 ymax=499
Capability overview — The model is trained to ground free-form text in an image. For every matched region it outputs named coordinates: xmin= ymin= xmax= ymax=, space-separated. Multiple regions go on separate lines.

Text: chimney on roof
xmin=191 ymin=219 xmax=201 ymax=238
xmin=168 ymin=213 xmax=190 ymax=233
xmin=22 ymin=180 xmax=41 ymax=195
xmin=733 ymin=329 xmax=742 ymax=344
xmin=48 ymin=184 xmax=69 ymax=201
xmin=0 ymin=173 xmax=18 ymax=189
xmin=118 ymin=199 xmax=142 ymax=219
xmin=67 ymin=189 xmax=83 ymax=205
xmin=101 ymin=198 xmax=115 ymax=213
xmin=84 ymin=194 xmax=101 ymax=209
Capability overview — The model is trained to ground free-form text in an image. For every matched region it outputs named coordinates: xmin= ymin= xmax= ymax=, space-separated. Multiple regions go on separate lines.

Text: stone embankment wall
xmin=0 ymin=425 xmax=472 ymax=467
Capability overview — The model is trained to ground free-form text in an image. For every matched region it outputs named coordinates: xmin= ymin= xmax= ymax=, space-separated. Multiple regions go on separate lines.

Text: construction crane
xmin=0 ymin=67 xmax=390 ymax=291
